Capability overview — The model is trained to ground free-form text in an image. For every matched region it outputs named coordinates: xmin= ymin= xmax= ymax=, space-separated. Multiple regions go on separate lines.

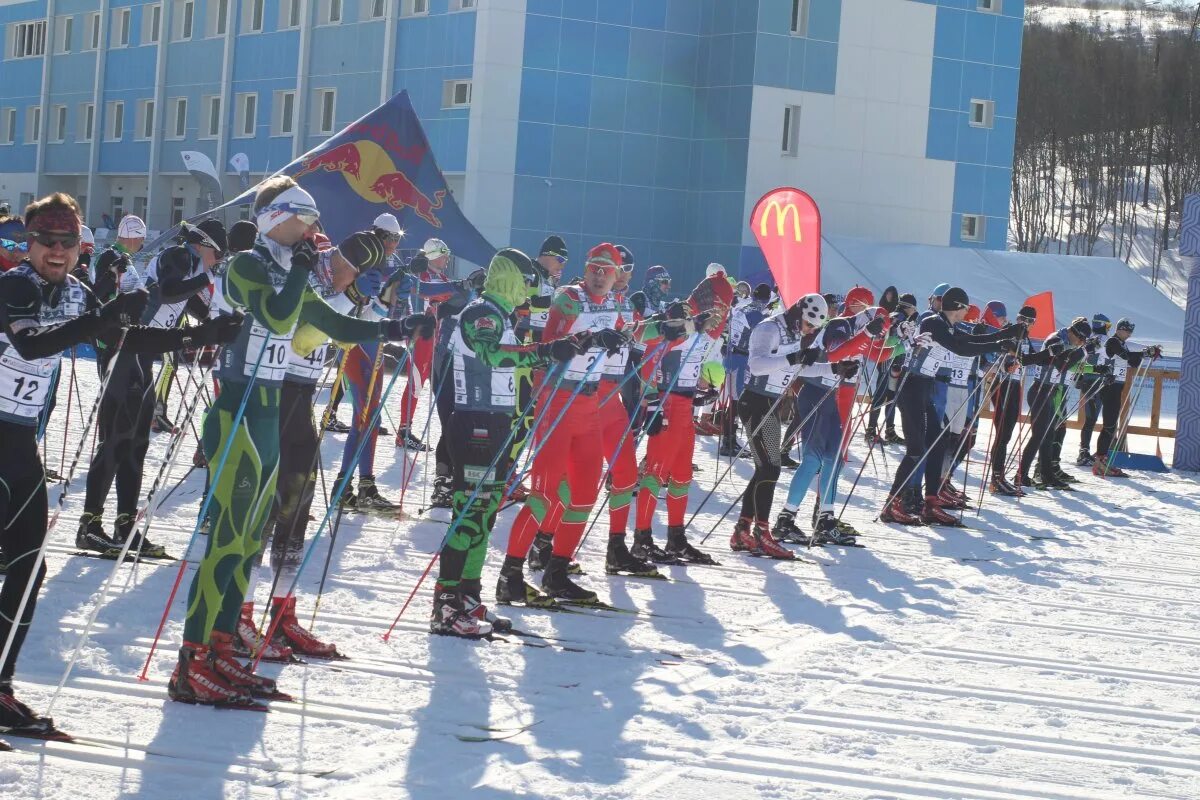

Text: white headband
xmin=256 ymin=185 xmax=319 ymax=236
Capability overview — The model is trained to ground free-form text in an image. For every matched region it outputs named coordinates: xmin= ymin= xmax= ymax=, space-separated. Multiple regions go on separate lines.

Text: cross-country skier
xmin=394 ymin=238 xmax=454 ymax=451
xmin=1093 ymin=317 xmax=1162 ymax=476
xmin=721 ymin=283 xmax=771 ymax=458
xmin=1075 ymin=314 xmax=1111 ymax=466
xmin=983 ymin=303 xmax=1035 ymax=497
xmin=866 ymin=291 xmax=915 ymax=446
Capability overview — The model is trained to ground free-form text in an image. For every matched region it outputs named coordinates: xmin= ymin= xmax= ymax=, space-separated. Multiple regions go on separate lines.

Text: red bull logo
xmin=290 ymin=139 xmax=444 ymax=228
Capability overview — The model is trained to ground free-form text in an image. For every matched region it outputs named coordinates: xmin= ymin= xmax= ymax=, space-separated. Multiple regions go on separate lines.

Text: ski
xmin=603 ymin=567 xmax=669 ymax=581
xmin=70 ymin=550 xmax=178 ymax=564
xmin=453 ymin=721 xmax=540 ymax=742
xmin=0 ymin=723 xmax=75 ymax=744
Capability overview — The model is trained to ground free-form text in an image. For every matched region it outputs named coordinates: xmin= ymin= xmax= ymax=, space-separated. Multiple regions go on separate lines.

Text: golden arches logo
xmin=759 ymin=201 xmax=803 ymax=242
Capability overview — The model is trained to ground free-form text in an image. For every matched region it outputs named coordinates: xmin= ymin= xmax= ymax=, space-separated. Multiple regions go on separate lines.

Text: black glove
xmin=109 ymin=254 xmax=132 ymax=278
xmin=416 ymin=313 xmax=436 ymax=339
xmin=661 ymin=319 xmax=688 ymax=342
xmin=569 ymin=330 xmax=594 ymax=352
xmin=1145 ymin=344 xmax=1163 ymax=360
xmin=832 ymin=360 xmax=860 ymax=379
xmin=692 ymin=388 xmax=718 ymax=407
xmin=592 ymin=328 xmax=626 ymax=355
xmin=785 ymin=347 xmax=820 ymax=366
xmin=291 ymin=238 xmax=319 ymax=272
xmin=629 ymin=291 xmax=647 ymax=316
xmin=865 ymin=315 xmax=885 ymax=337
xmin=191 ymin=312 xmax=245 ymax=346
xmin=1092 ymin=364 xmax=1110 ymax=375
xmin=1000 ymin=339 xmax=1019 ymax=354
xmin=99 ymin=288 xmax=149 ymax=327
xmin=643 ymin=399 xmax=664 ymax=436
xmin=537 ymin=337 xmax=580 ymax=363
xmin=1002 ymin=321 xmax=1027 ymax=340
xmin=529 ymin=294 xmax=552 ymax=309
xmin=665 ymin=301 xmax=688 ymax=320
xmin=382 ymin=313 xmax=435 ymax=341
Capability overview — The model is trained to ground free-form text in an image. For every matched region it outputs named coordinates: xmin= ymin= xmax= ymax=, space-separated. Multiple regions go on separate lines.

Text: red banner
xmin=1023 ymin=291 xmax=1056 ymax=340
xmin=750 ymin=187 xmax=821 ymax=307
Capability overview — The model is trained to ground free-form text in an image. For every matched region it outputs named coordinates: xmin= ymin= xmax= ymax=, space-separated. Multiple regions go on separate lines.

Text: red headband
xmin=28 ymin=207 xmax=81 ymax=235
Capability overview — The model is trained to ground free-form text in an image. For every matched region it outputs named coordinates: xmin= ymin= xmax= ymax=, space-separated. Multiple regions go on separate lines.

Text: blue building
xmin=1 ymin=0 xmax=1022 ymax=281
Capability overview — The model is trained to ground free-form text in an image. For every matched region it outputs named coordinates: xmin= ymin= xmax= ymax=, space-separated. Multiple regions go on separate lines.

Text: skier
xmin=1075 ymin=314 xmax=1111 ymax=466
xmin=76 ymin=219 xmax=227 ymax=559
xmin=984 ymin=303 xmax=1035 ymax=496
xmin=1093 ymin=318 xmax=1162 ymax=476
xmin=394 ymin=238 xmax=454 ymax=451
xmin=432 ymin=248 xmax=581 ymax=636
xmin=0 ymin=193 xmax=239 ymax=733
xmin=866 ymin=291 xmax=915 ymax=445
xmin=171 ymin=177 xmax=432 ymax=706
xmin=631 ymin=274 xmax=734 ymax=565
xmin=721 ymin=283 xmax=771 ymax=458
xmin=881 ymin=287 xmax=1021 ymax=525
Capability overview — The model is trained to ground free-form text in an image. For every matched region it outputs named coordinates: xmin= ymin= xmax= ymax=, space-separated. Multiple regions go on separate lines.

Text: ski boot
xmin=813 ymin=511 xmax=858 ymax=546
xmin=1053 ymin=467 xmax=1079 ymax=485
xmin=209 ymin=632 xmax=287 ymax=699
xmin=771 ymin=510 xmax=807 ymax=545
xmin=605 ymin=536 xmax=663 ymax=578
xmin=730 ymin=517 xmax=758 ymax=553
xmin=1094 ymin=455 xmax=1128 ymax=478
xmin=526 ymin=531 xmax=582 ymax=574
xmin=835 ymin=516 xmax=862 ymax=538
xmin=323 ymin=416 xmax=351 ymax=433
xmin=378 ymin=423 xmax=391 ymax=437
xmin=922 ymin=494 xmax=962 ymax=526
xmin=1014 ymin=471 xmax=1036 ymax=489
xmin=151 ymin=401 xmax=178 ymax=434
xmin=43 ymin=467 xmax=63 ymax=484
xmin=335 ymin=474 xmax=357 ymax=511
xmin=112 ymin=513 xmax=170 ymax=559
xmin=884 ymin=428 xmax=905 ymax=445
xmin=749 ymin=521 xmax=795 ymax=560
xmin=395 ymin=426 xmax=430 ymax=451
xmin=989 ymin=476 xmax=1021 ymax=497
xmin=192 ymin=446 xmax=207 ymax=468
xmin=355 ymin=477 xmax=399 ymax=512
xmin=429 ymin=476 xmax=453 ymax=509
xmin=631 ymin=529 xmax=677 ymax=564
xmin=936 ymin=487 xmax=967 ymax=510
xmin=0 ymin=685 xmax=66 ymax=739
xmin=271 ymin=596 xmax=341 ymax=658
xmin=541 ymin=555 xmax=599 ymax=604
xmin=665 ymin=525 xmax=720 ymax=565
xmin=198 ymin=516 xmax=212 ymax=536
xmin=780 ymin=451 xmax=800 ymax=469
xmin=1075 ymin=448 xmax=1095 ymax=467
xmin=880 ymin=491 xmax=922 ymax=525
xmin=76 ymin=512 xmax=116 ymax=553
xmin=863 ymin=425 xmax=879 ymax=445
xmin=495 ymin=560 xmax=558 ymax=608
xmin=168 ymin=643 xmax=257 ymax=707
xmin=717 ymin=439 xmax=747 ymax=459
xmin=237 ymin=602 xmax=294 ymax=662
xmin=460 ymin=578 xmax=512 ymax=633
xmin=431 ymin=584 xmax=491 ymax=638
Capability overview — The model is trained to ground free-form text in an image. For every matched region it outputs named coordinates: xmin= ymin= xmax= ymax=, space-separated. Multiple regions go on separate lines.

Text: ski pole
xmin=1012 ymin=365 xmax=1077 ymax=496
xmin=396 ymin=341 xmax=453 ymax=516
xmin=57 ymin=348 xmax=76 ymax=475
xmin=837 ymin=367 xmax=915 ymax=520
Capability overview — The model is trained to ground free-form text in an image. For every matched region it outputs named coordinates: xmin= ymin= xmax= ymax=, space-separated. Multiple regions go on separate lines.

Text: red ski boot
xmin=1093 ymin=454 xmax=1128 ymax=477
xmin=937 ymin=487 xmax=967 ymax=509
xmin=880 ymin=493 xmax=922 ymax=525
xmin=271 ymin=596 xmax=342 ymax=658
xmin=751 ymin=521 xmax=795 ymax=560
xmin=168 ymin=643 xmax=259 ymax=707
xmin=209 ymin=632 xmax=290 ymax=700
xmin=730 ymin=517 xmax=757 ymax=553
xmin=922 ymin=495 xmax=961 ymax=526
xmin=237 ymin=601 xmax=293 ymax=662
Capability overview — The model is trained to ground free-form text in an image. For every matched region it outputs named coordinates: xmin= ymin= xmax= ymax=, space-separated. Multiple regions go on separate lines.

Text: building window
xmin=978 ymin=0 xmax=1001 ymax=12
xmin=458 ymin=0 xmax=476 ymax=8
xmin=168 ymin=97 xmax=187 ymax=139
xmin=272 ymin=90 xmax=295 ymax=135
xmin=790 ymin=0 xmax=809 ymax=36
xmin=79 ymin=103 xmax=94 ymax=142
xmin=106 ymin=101 xmax=124 ymax=141
xmin=85 ymin=13 xmax=100 ymax=50
xmin=133 ymin=196 xmax=148 ymax=221
xmin=782 ymin=104 xmax=800 ymax=156
xmin=113 ymin=7 xmax=131 ymax=47
xmin=246 ymin=0 xmax=265 ymax=33
xmin=367 ymin=0 xmax=386 ymax=19
xmin=111 ymin=196 xmax=125 ymax=221
xmin=281 ymin=0 xmax=302 ymax=29
xmin=235 ymin=93 xmax=257 ymax=137
xmin=321 ymin=0 xmax=343 ymax=24
xmin=144 ymin=4 xmax=162 ymax=44
xmin=403 ymin=0 xmax=429 ymax=17
xmin=57 ymin=16 xmax=73 ymax=54
xmin=314 ymin=88 xmax=336 ymax=134
xmin=961 ymin=214 xmax=986 ymax=243
xmin=202 ymin=95 xmax=221 ymax=138
xmin=969 ymin=99 xmax=995 ymax=129
xmin=51 ymin=105 xmax=66 ymax=142
xmin=176 ymin=1 xmax=195 ymax=40
xmin=212 ymin=0 xmax=230 ymax=36
xmin=0 ymin=108 xmax=15 ymax=145
xmin=171 ymin=196 xmax=186 ymax=225
xmin=137 ymin=99 xmax=155 ymax=140
xmin=442 ymin=80 xmax=472 ymax=108
xmin=10 ymin=20 xmax=47 ymax=58
xmin=26 ymin=107 xmax=41 ymax=143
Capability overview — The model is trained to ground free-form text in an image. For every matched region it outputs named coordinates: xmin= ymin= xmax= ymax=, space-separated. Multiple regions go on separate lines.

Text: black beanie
xmin=196 ymin=219 xmax=228 ymax=254
xmin=941 ymin=287 xmax=969 ymax=311
xmin=229 ymin=220 xmax=258 ymax=252
xmin=752 ymin=282 xmax=772 ymax=302
xmin=338 ymin=231 xmax=386 ymax=271
xmin=1068 ymin=317 xmax=1091 ymax=340
xmin=539 ymin=235 xmax=568 ymax=259
xmin=898 ymin=293 xmax=917 ymax=310
xmin=1018 ymin=305 xmax=1037 ymax=321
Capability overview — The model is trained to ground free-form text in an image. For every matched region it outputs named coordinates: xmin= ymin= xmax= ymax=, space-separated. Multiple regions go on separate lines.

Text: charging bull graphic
xmin=370 ymin=172 xmax=445 ymax=227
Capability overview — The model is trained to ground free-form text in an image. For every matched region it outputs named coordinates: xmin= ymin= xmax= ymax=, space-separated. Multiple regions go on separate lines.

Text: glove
xmin=1145 ymin=344 xmax=1163 ymax=360
xmin=99 ymin=288 xmax=149 ymax=327
xmin=898 ymin=320 xmax=917 ymax=340
xmin=643 ymin=399 xmax=664 ymax=436
xmin=913 ymin=332 xmax=934 ymax=349
xmin=291 ymin=238 xmax=319 ymax=272
xmin=1092 ymin=364 xmax=1110 ymax=375
xmin=1002 ymin=321 xmax=1027 ymax=340
xmin=191 ymin=312 xmax=245 ymax=346
xmin=629 ymin=291 xmax=647 ymax=316
xmin=832 ymin=360 xmax=860 ymax=379
xmin=1000 ymin=339 xmax=1019 ymax=354
xmin=692 ymin=388 xmax=719 ymax=407
xmin=109 ymin=254 xmax=131 ymax=278
xmin=592 ymin=328 xmax=626 ymax=355
xmin=345 ymin=268 xmax=384 ymax=307
xmin=537 ymin=337 xmax=580 ymax=363
xmin=665 ymin=301 xmax=688 ymax=320
xmin=865 ymin=315 xmax=885 ymax=337
xmin=660 ymin=319 xmax=688 ymax=342
xmin=569 ymin=330 xmax=594 ymax=352
xmin=382 ymin=312 xmax=435 ymax=341
xmin=785 ymin=347 xmax=820 ymax=366
xmin=417 ymin=313 xmax=436 ymax=339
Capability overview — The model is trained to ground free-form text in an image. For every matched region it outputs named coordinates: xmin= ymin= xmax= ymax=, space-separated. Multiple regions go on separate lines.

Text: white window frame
xmin=961 ymin=214 xmax=986 ymax=243
xmin=133 ymin=196 xmax=148 ymax=221
xmin=50 ymin=104 xmax=67 ymax=143
xmin=782 ymin=104 xmax=800 ymax=156
xmin=111 ymin=195 xmax=125 ymax=221
xmin=56 ymin=15 xmax=73 ymax=54
xmin=442 ymin=80 xmax=472 ymax=109
xmin=106 ymin=100 xmax=124 ymax=141
xmin=85 ymin=13 xmax=101 ymax=50
xmin=167 ymin=97 xmax=187 ymax=139
xmin=175 ymin=0 xmax=195 ymax=41
xmin=280 ymin=0 xmax=302 ymax=30
xmin=969 ymin=98 xmax=995 ymax=129
xmin=9 ymin=20 xmax=48 ymax=58
xmin=272 ymin=90 xmax=296 ymax=136
xmin=171 ymin=196 xmax=186 ymax=226
xmin=201 ymin=94 xmax=221 ymax=139
xmin=790 ymin=0 xmax=809 ymax=36
xmin=0 ymin=108 xmax=15 ymax=145
xmin=78 ymin=103 xmax=94 ymax=142
xmin=977 ymin=0 xmax=1002 ymax=13
xmin=112 ymin=7 xmax=131 ymax=47
xmin=136 ymin=99 xmax=155 ymax=140
xmin=235 ymin=92 xmax=257 ymax=138
xmin=457 ymin=0 xmax=476 ymax=9
xmin=366 ymin=0 xmax=387 ymax=19
xmin=26 ymin=106 xmax=41 ymax=144
xmin=314 ymin=88 xmax=336 ymax=134
xmin=143 ymin=4 xmax=162 ymax=44
xmin=402 ymin=0 xmax=429 ymax=17
xmin=246 ymin=0 xmax=266 ymax=33
xmin=211 ymin=0 xmax=230 ymax=37
xmin=321 ymin=0 xmax=343 ymax=25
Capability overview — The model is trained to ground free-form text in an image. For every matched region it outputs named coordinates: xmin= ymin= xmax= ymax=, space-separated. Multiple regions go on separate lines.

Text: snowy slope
xmin=1 ymin=357 xmax=1198 ymax=799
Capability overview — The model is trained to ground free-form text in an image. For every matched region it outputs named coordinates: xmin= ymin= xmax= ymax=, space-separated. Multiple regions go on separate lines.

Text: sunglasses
xmin=31 ymin=231 xmax=81 ymax=249
xmin=295 ymin=212 xmax=320 ymax=226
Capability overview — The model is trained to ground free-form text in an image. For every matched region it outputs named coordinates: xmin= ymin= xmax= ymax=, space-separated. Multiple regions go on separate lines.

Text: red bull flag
xmin=226 ymin=91 xmax=495 ymax=266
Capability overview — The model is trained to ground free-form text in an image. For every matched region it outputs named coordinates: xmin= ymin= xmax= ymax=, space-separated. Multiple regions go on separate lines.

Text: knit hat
xmin=1017 ymin=305 xmax=1038 ymax=321
xmin=118 ymin=214 xmax=147 ymax=239
xmin=586 ymin=242 xmax=622 ymax=272
xmin=229 ymin=220 xmax=258 ymax=252
xmin=539 ymin=235 xmax=568 ymax=260
xmin=615 ymin=244 xmax=635 ymax=273
xmin=484 ymin=248 xmax=535 ymax=312
xmin=898 ymin=293 xmax=917 ymax=311
xmin=931 ymin=282 xmax=950 ymax=299
xmin=844 ymin=285 xmax=874 ymax=311
xmin=338 ymin=231 xmax=387 ymax=271
xmin=983 ymin=300 xmax=1007 ymax=328
xmin=941 ymin=287 xmax=969 ymax=311
xmin=193 ymin=218 xmax=228 ymax=255
xmin=372 ymin=213 xmax=402 ymax=236
xmin=752 ymin=282 xmax=772 ymax=303
xmin=1068 ymin=317 xmax=1091 ymax=340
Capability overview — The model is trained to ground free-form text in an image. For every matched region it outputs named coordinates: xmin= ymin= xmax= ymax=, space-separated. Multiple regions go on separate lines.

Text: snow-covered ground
xmin=1029 ymin=3 xmax=1191 ymax=36
xmin=2 ymin=356 xmax=1197 ymax=799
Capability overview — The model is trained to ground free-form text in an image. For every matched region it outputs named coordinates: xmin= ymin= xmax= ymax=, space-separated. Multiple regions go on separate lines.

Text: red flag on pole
xmin=1022 ymin=291 xmax=1056 ymax=340
xmin=750 ymin=188 xmax=821 ymax=308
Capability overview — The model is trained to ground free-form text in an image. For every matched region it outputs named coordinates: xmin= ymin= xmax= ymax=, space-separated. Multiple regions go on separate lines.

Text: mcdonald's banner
xmin=750 ymin=188 xmax=821 ymax=307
